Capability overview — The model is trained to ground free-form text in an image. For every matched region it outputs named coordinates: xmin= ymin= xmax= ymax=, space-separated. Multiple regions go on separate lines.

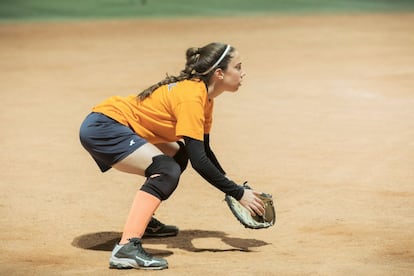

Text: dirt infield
xmin=1 ymin=13 xmax=413 ymax=275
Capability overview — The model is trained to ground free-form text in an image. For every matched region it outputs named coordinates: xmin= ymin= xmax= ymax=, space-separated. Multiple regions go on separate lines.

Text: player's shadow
xmin=72 ymin=229 xmax=270 ymax=256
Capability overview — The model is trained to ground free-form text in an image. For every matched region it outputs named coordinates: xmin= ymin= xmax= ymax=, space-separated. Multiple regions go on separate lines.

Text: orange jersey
xmin=92 ymin=80 xmax=213 ymax=144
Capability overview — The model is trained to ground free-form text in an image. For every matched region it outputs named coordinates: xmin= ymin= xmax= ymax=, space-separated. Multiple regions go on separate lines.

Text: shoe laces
xmin=149 ymin=217 xmax=164 ymax=228
xmin=129 ymin=238 xmax=153 ymax=258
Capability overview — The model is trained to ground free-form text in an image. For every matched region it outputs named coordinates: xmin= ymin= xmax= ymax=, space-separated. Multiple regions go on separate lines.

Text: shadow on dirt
xmin=72 ymin=229 xmax=270 ymax=255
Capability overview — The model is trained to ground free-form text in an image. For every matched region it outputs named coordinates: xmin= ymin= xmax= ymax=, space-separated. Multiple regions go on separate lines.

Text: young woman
xmin=79 ymin=42 xmax=265 ymax=270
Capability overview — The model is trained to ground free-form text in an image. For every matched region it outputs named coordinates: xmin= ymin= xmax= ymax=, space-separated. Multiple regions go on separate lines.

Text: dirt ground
xmin=1 ymin=13 xmax=414 ymax=275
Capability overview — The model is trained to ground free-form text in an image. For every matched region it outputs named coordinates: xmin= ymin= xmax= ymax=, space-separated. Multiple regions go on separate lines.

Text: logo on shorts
xmin=129 ymin=139 xmax=135 ymax=146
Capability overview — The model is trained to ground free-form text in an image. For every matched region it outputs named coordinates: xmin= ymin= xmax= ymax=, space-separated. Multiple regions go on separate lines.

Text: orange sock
xmin=120 ymin=190 xmax=161 ymax=244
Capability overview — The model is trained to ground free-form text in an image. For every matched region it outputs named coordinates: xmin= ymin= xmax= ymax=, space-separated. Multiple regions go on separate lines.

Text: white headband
xmin=200 ymin=44 xmax=231 ymax=75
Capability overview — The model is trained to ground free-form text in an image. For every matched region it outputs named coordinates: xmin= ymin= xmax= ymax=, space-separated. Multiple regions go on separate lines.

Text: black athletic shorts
xmin=79 ymin=112 xmax=147 ymax=172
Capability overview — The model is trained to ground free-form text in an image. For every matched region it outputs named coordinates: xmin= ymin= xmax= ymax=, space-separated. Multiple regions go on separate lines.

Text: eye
xmin=235 ymin=64 xmax=242 ymax=71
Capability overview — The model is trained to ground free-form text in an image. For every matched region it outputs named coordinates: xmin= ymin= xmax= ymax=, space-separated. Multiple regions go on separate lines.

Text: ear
xmin=214 ymin=68 xmax=225 ymax=80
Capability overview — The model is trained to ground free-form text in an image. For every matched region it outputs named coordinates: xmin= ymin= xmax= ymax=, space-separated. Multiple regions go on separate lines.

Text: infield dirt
xmin=1 ymin=13 xmax=413 ymax=275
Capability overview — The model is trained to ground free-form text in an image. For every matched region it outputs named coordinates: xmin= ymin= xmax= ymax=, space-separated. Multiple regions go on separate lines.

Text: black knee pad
xmin=141 ymin=155 xmax=181 ymax=201
xmin=174 ymin=141 xmax=189 ymax=173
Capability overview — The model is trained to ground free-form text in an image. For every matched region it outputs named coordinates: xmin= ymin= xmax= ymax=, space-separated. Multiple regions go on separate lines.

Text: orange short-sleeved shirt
xmin=92 ymin=80 xmax=213 ymax=144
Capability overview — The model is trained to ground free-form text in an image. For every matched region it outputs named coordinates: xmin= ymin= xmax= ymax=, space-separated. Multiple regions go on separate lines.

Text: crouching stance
xmin=79 ymin=42 xmax=264 ymax=270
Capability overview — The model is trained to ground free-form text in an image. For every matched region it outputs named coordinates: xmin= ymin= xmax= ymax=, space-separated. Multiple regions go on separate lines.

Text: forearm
xmin=184 ymin=136 xmax=244 ymax=200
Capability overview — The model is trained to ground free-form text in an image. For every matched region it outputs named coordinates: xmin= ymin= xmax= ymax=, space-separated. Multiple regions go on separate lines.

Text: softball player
xmin=79 ymin=42 xmax=265 ymax=270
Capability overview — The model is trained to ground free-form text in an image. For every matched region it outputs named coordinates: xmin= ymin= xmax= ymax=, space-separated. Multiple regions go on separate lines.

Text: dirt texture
xmin=1 ymin=13 xmax=414 ymax=275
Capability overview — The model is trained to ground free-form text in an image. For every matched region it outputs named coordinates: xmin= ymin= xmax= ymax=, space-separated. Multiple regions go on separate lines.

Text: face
xmin=220 ymin=51 xmax=245 ymax=92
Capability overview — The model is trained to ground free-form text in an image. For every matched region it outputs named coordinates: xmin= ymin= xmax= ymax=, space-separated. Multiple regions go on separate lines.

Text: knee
xmin=141 ymin=155 xmax=181 ymax=201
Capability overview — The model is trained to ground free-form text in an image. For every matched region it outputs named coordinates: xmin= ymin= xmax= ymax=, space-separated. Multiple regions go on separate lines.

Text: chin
xmin=225 ymin=83 xmax=241 ymax=93
xmin=233 ymin=85 xmax=242 ymax=92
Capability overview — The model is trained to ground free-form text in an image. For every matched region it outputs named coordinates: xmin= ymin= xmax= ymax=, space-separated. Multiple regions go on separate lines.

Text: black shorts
xmin=79 ymin=112 xmax=147 ymax=172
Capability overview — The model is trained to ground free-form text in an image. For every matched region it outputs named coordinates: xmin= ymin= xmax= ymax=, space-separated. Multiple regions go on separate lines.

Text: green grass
xmin=1 ymin=0 xmax=414 ymax=22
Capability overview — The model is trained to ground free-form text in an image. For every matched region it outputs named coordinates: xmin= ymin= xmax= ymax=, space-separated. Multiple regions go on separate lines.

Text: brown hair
xmin=137 ymin=42 xmax=235 ymax=100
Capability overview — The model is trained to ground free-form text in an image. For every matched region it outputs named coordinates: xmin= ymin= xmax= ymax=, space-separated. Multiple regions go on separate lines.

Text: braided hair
xmin=138 ymin=42 xmax=234 ymax=100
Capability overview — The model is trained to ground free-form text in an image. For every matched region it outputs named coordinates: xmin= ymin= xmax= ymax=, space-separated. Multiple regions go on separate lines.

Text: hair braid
xmin=138 ymin=73 xmax=190 ymax=101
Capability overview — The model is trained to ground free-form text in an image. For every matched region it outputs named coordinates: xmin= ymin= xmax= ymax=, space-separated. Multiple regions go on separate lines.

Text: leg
xmin=113 ymin=144 xmax=181 ymax=242
xmin=80 ymin=113 xmax=173 ymax=269
xmin=112 ymin=144 xmax=163 ymax=244
xmin=109 ymin=144 xmax=181 ymax=270
xmin=144 ymin=142 xmax=187 ymax=237
xmin=154 ymin=141 xmax=180 ymax=157
xmin=155 ymin=141 xmax=189 ymax=173
xmin=112 ymin=143 xmax=162 ymax=175
xmin=114 ymin=143 xmax=180 ymax=238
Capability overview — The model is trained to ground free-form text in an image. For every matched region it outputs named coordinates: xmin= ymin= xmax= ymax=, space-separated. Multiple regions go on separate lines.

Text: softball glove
xmin=225 ymin=182 xmax=276 ymax=229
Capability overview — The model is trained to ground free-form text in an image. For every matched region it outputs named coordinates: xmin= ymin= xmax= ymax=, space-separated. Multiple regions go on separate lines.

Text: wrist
xmin=228 ymin=183 xmax=244 ymax=201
